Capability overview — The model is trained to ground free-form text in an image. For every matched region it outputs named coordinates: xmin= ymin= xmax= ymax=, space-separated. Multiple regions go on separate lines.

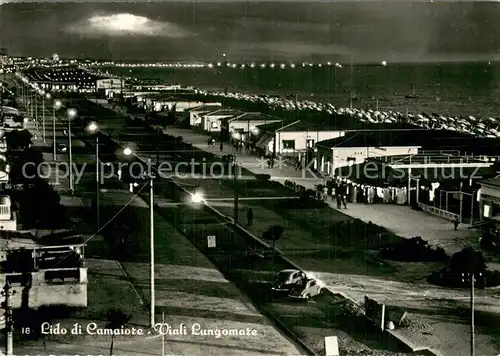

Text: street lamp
xmin=87 ymin=122 xmax=100 ymax=229
xmin=191 ymin=191 xmax=204 ymax=203
xmin=41 ymin=92 xmax=51 ymax=144
xmin=67 ymin=108 xmax=77 ymax=194
xmin=53 ymin=100 xmax=62 ymax=160
xmin=123 ymin=147 xmax=132 ymax=156
xmin=120 ymin=146 xmax=156 ymax=328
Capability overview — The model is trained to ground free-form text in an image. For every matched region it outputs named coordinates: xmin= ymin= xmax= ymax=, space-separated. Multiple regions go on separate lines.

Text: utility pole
xmin=156 ymin=128 xmax=160 ymax=167
xmin=1 ymin=281 xmax=16 ymax=356
xmin=96 ymin=134 xmax=100 ymax=230
xmin=149 ymin=175 xmax=155 ymax=328
xmin=35 ymin=95 xmax=38 ymax=129
xmin=470 ymin=191 xmax=475 ymax=226
xmin=42 ymin=95 xmax=46 ymax=144
xmin=233 ymin=156 xmax=239 ymax=223
xmin=53 ymin=105 xmax=57 ymax=161
xmin=459 ymin=181 xmax=464 ymax=223
xmin=68 ymin=117 xmax=74 ymax=194
xmin=470 ymin=273 xmax=475 ymax=356
xmin=161 ymin=312 xmax=165 ymax=356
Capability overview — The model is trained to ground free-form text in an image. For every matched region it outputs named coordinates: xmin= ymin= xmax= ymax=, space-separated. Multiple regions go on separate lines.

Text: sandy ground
xmin=314 ymin=272 xmax=500 ymax=356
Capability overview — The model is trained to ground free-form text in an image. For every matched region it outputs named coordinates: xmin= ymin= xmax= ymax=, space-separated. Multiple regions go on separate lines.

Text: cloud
xmin=66 ymin=13 xmax=193 ymax=38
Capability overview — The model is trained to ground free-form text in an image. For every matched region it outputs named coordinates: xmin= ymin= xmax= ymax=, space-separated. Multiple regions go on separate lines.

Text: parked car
xmin=288 ymin=278 xmax=324 ymax=300
xmin=271 ymin=269 xmax=306 ymax=292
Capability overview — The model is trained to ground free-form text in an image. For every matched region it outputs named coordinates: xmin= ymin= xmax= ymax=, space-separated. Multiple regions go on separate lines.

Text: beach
xmin=102 ymin=62 xmax=500 ymax=118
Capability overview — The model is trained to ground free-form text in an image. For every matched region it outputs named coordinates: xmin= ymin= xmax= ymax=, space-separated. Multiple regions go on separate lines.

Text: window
xmin=306 ymin=139 xmax=315 ymax=148
xmin=211 ymin=122 xmax=218 ymax=129
xmin=282 ymin=140 xmax=295 ymax=150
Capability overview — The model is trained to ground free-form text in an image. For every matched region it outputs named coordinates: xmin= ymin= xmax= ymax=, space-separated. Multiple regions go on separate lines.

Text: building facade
xmin=316 ymin=145 xmax=421 ymax=174
xmin=478 ymin=179 xmax=500 ymax=220
xmin=188 ymin=104 xmax=223 ymax=127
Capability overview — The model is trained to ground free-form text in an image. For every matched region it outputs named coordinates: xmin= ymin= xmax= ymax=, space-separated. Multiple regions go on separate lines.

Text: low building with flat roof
xmin=188 ymin=103 xmax=223 ymax=127
xmin=224 ymin=112 xmax=283 ymax=142
xmin=254 ymin=116 xmax=423 ymax=157
xmin=202 ymin=109 xmax=243 ymax=134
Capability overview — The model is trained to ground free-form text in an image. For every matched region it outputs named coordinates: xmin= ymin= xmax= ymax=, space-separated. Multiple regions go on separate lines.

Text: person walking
xmin=336 ymin=194 xmax=342 ymax=209
xmin=219 ymin=141 xmax=224 ymax=152
xmin=247 ymin=208 xmax=253 ymax=226
xmin=342 ymin=195 xmax=348 ymax=209
xmin=453 ymin=216 xmax=459 ymax=231
xmin=322 ymin=186 xmax=328 ymax=201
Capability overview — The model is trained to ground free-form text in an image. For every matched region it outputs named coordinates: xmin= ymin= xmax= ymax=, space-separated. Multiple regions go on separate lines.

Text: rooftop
xmin=188 ymin=104 xmax=224 ymax=113
xmin=318 ymin=129 xmax=500 ymax=154
xmin=0 ymin=234 xmax=42 ymax=250
xmin=479 ymin=178 xmax=500 ymax=188
xmin=206 ymin=109 xmax=243 ymax=117
xmin=256 ymin=116 xmax=423 ymax=133
xmin=230 ymin=112 xmax=283 ymax=122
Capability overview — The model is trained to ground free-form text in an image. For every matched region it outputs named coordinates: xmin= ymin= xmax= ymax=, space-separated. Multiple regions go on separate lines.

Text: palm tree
xmin=105 ymin=308 xmax=132 ymax=356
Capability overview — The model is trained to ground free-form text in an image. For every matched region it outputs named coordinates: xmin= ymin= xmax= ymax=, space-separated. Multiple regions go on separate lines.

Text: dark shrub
xmin=380 ymin=236 xmax=449 ymax=262
xmin=427 ymin=247 xmax=500 ymax=288
xmin=262 ymin=225 xmax=284 ymax=249
xmin=255 ymin=174 xmax=271 ymax=181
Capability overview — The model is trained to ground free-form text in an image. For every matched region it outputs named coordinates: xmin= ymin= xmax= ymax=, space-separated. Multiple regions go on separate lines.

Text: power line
xmin=49 ymin=179 xmax=149 ymax=269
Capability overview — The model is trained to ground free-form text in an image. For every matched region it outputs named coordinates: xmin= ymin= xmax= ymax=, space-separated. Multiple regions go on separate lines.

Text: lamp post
xmin=30 ymin=90 xmax=33 ymax=117
xmin=42 ymin=92 xmax=51 ymax=144
xmin=87 ymin=122 xmax=99 ymax=229
xmin=67 ymin=108 xmax=77 ymax=194
xmin=53 ymin=100 xmax=62 ymax=160
xmin=462 ymin=272 xmax=481 ymax=356
xmin=34 ymin=90 xmax=38 ymax=126
xmin=123 ymin=147 xmax=155 ymax=328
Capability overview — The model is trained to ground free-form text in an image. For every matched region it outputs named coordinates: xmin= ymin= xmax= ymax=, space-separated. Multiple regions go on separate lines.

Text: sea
xmin=101 ymin=62 xmax=500 ymax=118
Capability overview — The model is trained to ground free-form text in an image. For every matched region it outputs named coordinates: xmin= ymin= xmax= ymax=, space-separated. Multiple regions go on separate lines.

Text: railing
xmin=419 ymin=150 xmax=461 ymax=156
xmin=389 ymin=154 xmax=485 ymax=164
xmin=418 ymin=202 xmax=459 ymax=221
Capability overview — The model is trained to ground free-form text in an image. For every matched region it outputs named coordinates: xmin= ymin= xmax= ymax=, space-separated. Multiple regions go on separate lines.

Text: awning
xmin=255 ymin=133 xmax=273 ymax=149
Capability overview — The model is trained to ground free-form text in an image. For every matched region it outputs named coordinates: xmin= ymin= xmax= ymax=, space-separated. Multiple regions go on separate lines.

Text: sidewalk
xmin=158 ymin=129 xmax=487 ymax=257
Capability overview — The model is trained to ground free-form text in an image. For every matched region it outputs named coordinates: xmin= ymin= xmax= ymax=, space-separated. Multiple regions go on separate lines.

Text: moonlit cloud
xmin=66 ymin=13 xmax=192 ymax=38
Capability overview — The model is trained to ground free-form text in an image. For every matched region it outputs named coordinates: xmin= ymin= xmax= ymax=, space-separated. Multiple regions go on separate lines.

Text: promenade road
xmin=25 ymin=98 xmax=307 ymax=356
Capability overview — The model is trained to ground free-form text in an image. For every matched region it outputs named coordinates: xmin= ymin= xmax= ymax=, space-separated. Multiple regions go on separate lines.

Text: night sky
xmin=1 ymin=2 xmax=500 ymax=63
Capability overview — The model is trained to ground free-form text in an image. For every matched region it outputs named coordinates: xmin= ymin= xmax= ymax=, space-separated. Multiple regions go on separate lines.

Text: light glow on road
xmin=191 ymin=192 xmax=204 ymax=203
